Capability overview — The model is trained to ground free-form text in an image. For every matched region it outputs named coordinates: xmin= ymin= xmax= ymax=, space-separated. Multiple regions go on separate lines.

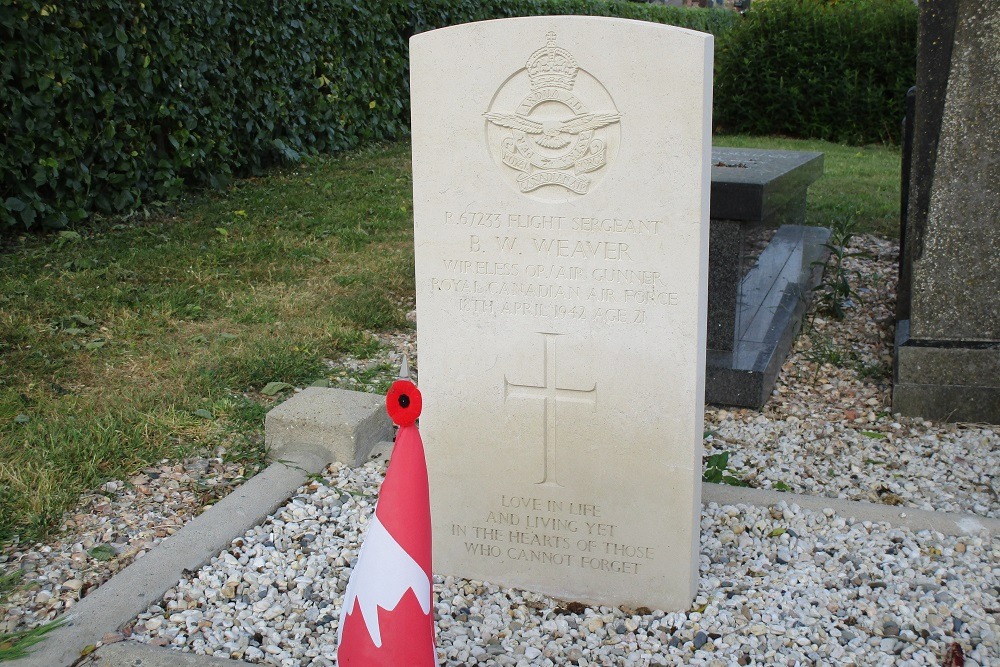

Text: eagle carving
xmin=484 ymin=111 xmax=622 ymax=149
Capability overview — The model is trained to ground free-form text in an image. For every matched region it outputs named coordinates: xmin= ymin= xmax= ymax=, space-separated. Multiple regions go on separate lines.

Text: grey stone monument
xmin=894 ymin=0 xmax=1000 ymax=423
xmin=705 ymin=148 xmax=829 ymax=408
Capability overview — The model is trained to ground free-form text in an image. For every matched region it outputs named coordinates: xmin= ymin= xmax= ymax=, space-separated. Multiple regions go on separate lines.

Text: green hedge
xmin=0 ymin=0 xmax=410 ymax=232
xmin=409 ymin=0 xmax=740 ymax=33
xmin=1 ymin=0 xmax=737 ymax=233
xmin=3 ymin=0 xmax=916 ymax=233
xmin=714 ymin=0 xmax=917 ymax=144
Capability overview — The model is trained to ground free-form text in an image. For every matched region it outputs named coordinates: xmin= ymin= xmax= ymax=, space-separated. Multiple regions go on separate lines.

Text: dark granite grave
xmin=705 ymin=148 xmax=829 ymax=408
xmin=893 ymin=0 xmax=1000 ymax=423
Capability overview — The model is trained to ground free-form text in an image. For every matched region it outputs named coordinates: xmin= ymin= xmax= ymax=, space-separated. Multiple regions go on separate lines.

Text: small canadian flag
xmin=337 ymin=359 xmax=437 ymax=665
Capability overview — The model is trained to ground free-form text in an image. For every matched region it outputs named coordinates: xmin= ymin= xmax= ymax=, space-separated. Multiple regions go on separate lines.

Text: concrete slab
xmin=265 ymin=387 xmax=392 ymax=465
xmin=703 ymin=482 xmax=999 ymax=537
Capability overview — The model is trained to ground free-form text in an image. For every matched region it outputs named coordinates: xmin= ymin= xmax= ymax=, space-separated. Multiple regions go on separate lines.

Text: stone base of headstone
xmin=893 ymin=321 xmax=1000 ymax=424
xmin=706 ymin=225 xmax=830 ymax=408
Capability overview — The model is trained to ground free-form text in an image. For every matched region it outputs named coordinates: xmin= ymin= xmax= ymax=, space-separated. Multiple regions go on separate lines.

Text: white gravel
xmin=127 ymin=458 xmax=999 ymax=666
xmin=705 ymin=412 xmax=999 ymax=518
xmin=0 ymin=456 xmax=246 ymax=635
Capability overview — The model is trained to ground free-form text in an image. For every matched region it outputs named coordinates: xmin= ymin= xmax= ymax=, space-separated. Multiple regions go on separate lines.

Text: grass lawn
xmin=0 ymin=136 xmax=900 ymax=552
xmin=0 ymin=144 xmax=414 ymax=549
xmin=717 ymin=135 xmax=902 ymax=237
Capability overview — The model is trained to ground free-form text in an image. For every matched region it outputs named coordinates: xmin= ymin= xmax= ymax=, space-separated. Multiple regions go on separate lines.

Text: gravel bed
xmin=125 ymin=458 xmax=999 ymax=666
xmin=0 ymin=457 xmax=246 ymax=635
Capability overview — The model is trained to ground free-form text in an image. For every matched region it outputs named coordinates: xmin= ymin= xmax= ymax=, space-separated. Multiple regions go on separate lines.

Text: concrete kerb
xmin=702 ymin=482 xmax=1000 ymax=537
xmin=10 ymin=384 xmax=997 ymax=666
xmin=11 ymin=388 xmax=390 ymax=667
xmin=87 ymin=642 xmax=258 ymax=666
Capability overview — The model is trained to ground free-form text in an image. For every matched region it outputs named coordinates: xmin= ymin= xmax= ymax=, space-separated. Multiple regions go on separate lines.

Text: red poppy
xmin=386 ymin=379 xmax=422 ymax=426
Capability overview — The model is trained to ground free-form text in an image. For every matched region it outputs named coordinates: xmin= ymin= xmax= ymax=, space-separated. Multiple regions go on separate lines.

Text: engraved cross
xmin=503 ymin=332 xmax=596 ymax=487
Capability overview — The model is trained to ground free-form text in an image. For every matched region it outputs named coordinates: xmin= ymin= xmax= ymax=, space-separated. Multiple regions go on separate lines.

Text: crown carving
xmin=526 ymin=32 xmax=578 ymax=91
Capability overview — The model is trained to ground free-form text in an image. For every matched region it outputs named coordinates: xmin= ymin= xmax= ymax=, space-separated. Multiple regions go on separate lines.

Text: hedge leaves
xmin=2 ymin=0 xmax=914 ymax=233
xmin=714 ymin=0 xmax=917 ymax=144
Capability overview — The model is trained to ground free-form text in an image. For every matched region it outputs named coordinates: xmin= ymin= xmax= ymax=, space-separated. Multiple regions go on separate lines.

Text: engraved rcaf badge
xmin=485 ymin=32 xmax=622 ymax=202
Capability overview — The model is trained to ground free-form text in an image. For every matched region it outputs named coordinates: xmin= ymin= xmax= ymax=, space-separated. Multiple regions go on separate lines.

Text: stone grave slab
xmin=706 ymin=225 xmax=830 ymax=408
xmin=410 ymin=17 xmax=712 ymax=610
xmin=709 ymin=148 xmax=824 ymax=229
xmin=705 ymin=148 xmax=828 ymax=408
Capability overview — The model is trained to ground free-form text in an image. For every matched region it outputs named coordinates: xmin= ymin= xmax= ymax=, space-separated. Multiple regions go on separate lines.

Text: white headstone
xmin=410 ymin=16 xmax=712 ymax=610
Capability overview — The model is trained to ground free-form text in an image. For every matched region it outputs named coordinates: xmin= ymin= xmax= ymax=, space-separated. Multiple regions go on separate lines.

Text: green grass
xmin=0 ymin=135 xmax=899 ymax=570
xmin=0 ymin=142 xmax=415 ymax=549
xmin=0 ymin=619 xmax=65 ymax=660
xmin=714 ymin=135 xmax=901 ymax=237
xmin=0 ymin=569 xmax=20 ymax=603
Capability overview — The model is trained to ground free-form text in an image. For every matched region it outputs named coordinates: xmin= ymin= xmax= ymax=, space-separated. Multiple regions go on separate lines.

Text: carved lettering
xmin=485 ymin=511 xmax=520 ymax=525
xmin=495 ymin=236 xmax=518 ymax=252
xmin=500 ymin=495 xmax=543 ymax=510
xmin=530 ymin=238 xmax=632 ymax=261
xmin=579 ymin=556 xmax=641 ymax=574
xmin=523 ymin=264 xmax=584 ymax=280
xmin=507 ymin=214 xmax=566 ymax=229
xmin=571 ymin=217 xmax=660 ymax=234
xmin=446 ymin=211 xmax=503 ymax=228
xmin=431 ymin=278 xmax=471 ymax=292
xmin=586 ymin=288 xmax=615 ymax=302
xmin=473 ymin=526 xmax=503 ymax=540
xmin=506 ymin=549 xmax=576 ymax=566
xmin=508 ymin=531 xmax=572 ymax=549
xmin=568 ymin=503 xmax=600 ymax=517
xmin=430 ymin=209 xmax=684 ymax=320
xmin=473 ymin=281 xmax=581 ymax=300
xmin=443 ymin=259 xmax=521 ymax=276
xmin=591 ymin=269 xmax=661 ymax=286
xmin=451 ymin=495 xmax=651 ymax=576
xmin=446 ymin=212 xmax=662 ymax=235
xmin=604 ymin=543 xmax=655 ymax=559
xmin=623 ymin=289 xmax=679 ymax=306
xmin=593 ymin=308 xmax=629 ymax=323
xmin=465 ymin=542 xmax=502 ymax=557
xmin=524 ymin=515 xmax=579 ymax=532
xmin=585 ymin=521 xmax=616 ymax=537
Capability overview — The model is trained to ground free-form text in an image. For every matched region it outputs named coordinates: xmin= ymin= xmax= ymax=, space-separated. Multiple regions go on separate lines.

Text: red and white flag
xmin=337 ymin=360 xmax=437 ymax=665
